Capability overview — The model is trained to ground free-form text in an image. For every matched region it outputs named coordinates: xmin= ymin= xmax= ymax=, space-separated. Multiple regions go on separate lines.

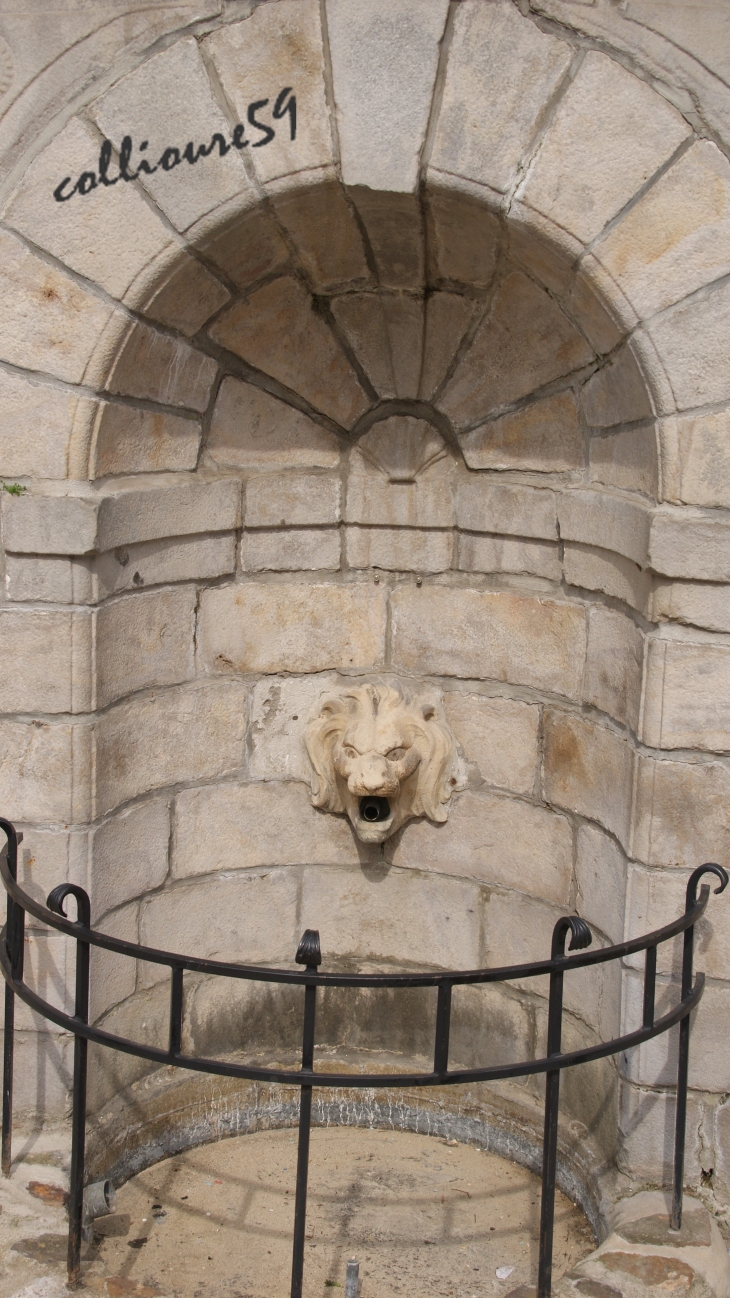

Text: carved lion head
xmin=305 ymin=680 xmax=457 ymax=843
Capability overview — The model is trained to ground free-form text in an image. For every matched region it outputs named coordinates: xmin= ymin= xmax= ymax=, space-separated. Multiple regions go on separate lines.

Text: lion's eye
xmin=343 ymin=746 xmax=357 ymax=759
xmin=386 ymin=748 xmax=406 ymax=761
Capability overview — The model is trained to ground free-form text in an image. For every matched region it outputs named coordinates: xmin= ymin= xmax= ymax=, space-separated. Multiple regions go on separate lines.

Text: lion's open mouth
xmin=359 ymin=796 xmax=391 ymax=823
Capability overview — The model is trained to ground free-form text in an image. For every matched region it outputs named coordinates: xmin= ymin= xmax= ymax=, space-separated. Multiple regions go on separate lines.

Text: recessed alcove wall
xmin=1 ymin=0 xmax=730 ymax=1221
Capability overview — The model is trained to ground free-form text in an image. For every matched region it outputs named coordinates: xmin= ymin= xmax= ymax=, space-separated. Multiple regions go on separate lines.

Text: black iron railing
xmin=0 ymin=816 xmax=726 ymax=1296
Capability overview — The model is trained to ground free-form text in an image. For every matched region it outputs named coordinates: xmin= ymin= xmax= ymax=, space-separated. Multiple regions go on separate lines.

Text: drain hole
xmin=359 ymin=796 xmax=391 ymax=823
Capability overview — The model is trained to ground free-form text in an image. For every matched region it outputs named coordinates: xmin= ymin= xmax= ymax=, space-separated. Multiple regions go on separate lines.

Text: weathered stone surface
xmin=1 ymin=489 xmax=98 ymax=555
xmin=195 ymin=207 xmax=290 ymax=292
xmin=568 ymin=274 xmax=625 ymax=357
xmin=94 ymin=681 xmax=247 ymax=815
xmin=207 ymin=377 xmax=341 ymax=470
xmin=650 ymin=506 xmax=730 ymax=581
xmin=206 ymin=0 xmax=332 ymax=186
xmin=661 ymin=409 xmax=730 ymax=509
xmin=346 ymin=454 xmax=454 ymax=528
xmin=641 ymin=636 xmax=730 ymax=752
xmin=440 ymin=273 xmax=593 ymax=428
xmin=519 ymin=51 xmax=690 ymax=244
xmin=619 ymin=1082 xmax=703 ymax=1187
xmin=90 ymin=903 xmax=138 ymax=1022
xmin=248 ymin=673 xmax=340 ymax=784
xmin=461 ymin=391 xmax=583 ymax=474
xmin=391 ymin=587 xmax=587 ymax=698
xmin=0 ymin=719 xmax=91 ymax=823
xmin=580 ymin=345 xmax=653 ymax=429
xmin=199 ymin=582 xmax=386 ymax=674
xmin=330 ymin=293 xmax=395 ymax=396
xmin=4 ymin=555 xmax=89 ymax=604
xmin=625 ymin=863 xmax=730 ymax=982
xmin=96 ymin=533 xmax=236 ymax=599
xmin=381 ymin=294 xmax=424 ymax=399
xmin=589 ymin=426 xmax=658 ymax=498
xmin=543 ymin=710 xmax=633 ymax=847
xmin=583 ymin=606 xmax=644 ymax=731
xmin=425 ymin=190 xmax=500 ymax=288
xmin=272 ymin=182 xmax=369 ymax=291
xmin=91 ymin=403 xmax=201 ymax=478
xmin=141 ymin=254 xmax=230 ymax=337
xmin=646 ymin=277 xmax=730 ymax=409
xmin=456 ymin=479 xmax=557 ymax=539
xmin=14 ymin=826 xmax=87 ymax=916
xmin=345 ymin=526 xmax=452 ymax=573
xmin=92 ymin=798 xmax=170 ymax=918
xmin=625 ymin=977 xmax=730 ymax=1092
xmin=652 ymin=580 xmax=730 ymax=634
xmin=458 ymin=535 xmax=561 ymax=581
xmin=575 ymin=824 xmax=626 ymax=947
xmin=349 ymin=189 xmax=424 ymax=288
xmin=172 ymin=781 xmax=359 ymax=878
xmin=419 ymin=292 xmax=476 ymax=400
xmin=482 ymin=890 xmax=566 ymax=975
xmin=443 ymin=693 xmax=539 ymax=795
xmin=326 ymin=0 xmax=449 ymax=191
xmin=242 ymin=527 xmax=340 ymax=572
xmin=245 ymin=471 xmax=341 ymax=527
xmin=0 ymin=609 xmax=92 ymax=714
xmin=431 ymin=0 xmax=573 ymax=194
xmin=563 ymin=543 xmax=651 ymax=614
xmin=96 ymin=587 xmax=196 ymax=709
xmin=558 ymin=490 xmax=651 ymax=566
xmin=96 ymin=478 xmax=241 ymax=551
xmin=15 ymin=933 xmax=73 ymax=1031
xmin=209 ymin=277 xmax=369 ymax=427
xmin=104 ymin=320 xmax=217 ymax=413
xmin=631 ymin=755 xmax=730 ymax=868
xmin=0 ymin=369 xmax=90 ymax=480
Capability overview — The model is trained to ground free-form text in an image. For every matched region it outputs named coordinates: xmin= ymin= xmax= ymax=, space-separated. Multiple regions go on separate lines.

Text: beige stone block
xmin=93 ymin=39 xmax=252 ymax=232
xmin=330 ymin=293 xmax=395 ymax=396
xmin=173 ymin=781 xmax=359 ymax=879
xmin=458 ymin=535 xmax=561 ymax=581
xmin=419 ymin=292 xmax=476 ymax=399
xmin=15 ymin=933 xmax=73 ymax=1031
xmin=425 ymin=188 xmax=500 ymax=288
xmin=14 ymin=826 xmax=88 ymax=916
xmin=199 ymin=581 xmax=386 ymax=674
xmin=96 ymin=587 xmax=196 ymax=709
xmin=589 ymin=426 xmax=658 ymax=498
xmin=104 ymin=319 xmax=217 ymax=412
xmin=641 ymin=637 xmax=730 ymax=752
xmin=575 ymin=824 xmax=626 ymax=947
xmin=519 ymin=52 xmax=690 ymax=244
xmin=455 ymin=479 xmax=557 ymax=540
xmin=650 ymin=506 xmax=730 ymax=582
xmin=567 ymin=275 xmax=625 ymax=357
xmin=580 ymin=344 xmax=653 ymax=429
xmin=646 ymin=278 xmax=730 ymax=410
xmin=326 ymin=0 xmax=448 ymax=191
xmin=439 ymin=272 xmax=593 ymax=429
xmin=381 ymin=294 xmax=424 ymax=399
xmin=346 ymin=454 xmax=454 ymax=529
xmin=593 ymin=141 xmax=730 ymax=319
xmin=7 ymin=1031 xmax=73 ymax=1124
xmin=94 ymin=680 xmax=247 ymax=815
xmin=460 ymin=391 xmax=583 ymax=473
xmin=345 ymin=527 xmax=452 ymax=573
xmin=92 ymin=798 xmax=170 ymax=917
xmin=96 ymin=478 xmax=241 ymax=551
xmin=5 ymin=555 xmax=85 ymax=604
xmin=242 ymin=528 xmax=340 ymax=572
xmin=90 ymin=904 xmax=138 ymax=1023
xmin=207 ymin=377 xmax=340 ymax=470
xmin=209 ymin=277 xmax=368 ymax=428
xmin=195 ymin=206 xmax=290 ymax=291
xmin=0 ymin=227 xmax=114 ymax=383
xmin=663 ymin=409 xmax=730 ymax=509
xmin=349 ymin=189 xmax=424 ymax=289
xmin=0 ymin=369 xmax=90 ymax=480
xmin=391 ymin=586 xmax=587 ymax=699
xmin=1 ymin=488 xmax=98 ymax=555
xmin=619 ymin=1082 xmax=703 ymax=1187
xmin=96 ymin=533 xmax=236 ymax=599
xmin=206 ymin=0 xmax=332 ymax=185
xmin=623 ymin=976 xmax=730 ymax=1093
xmin=563 ymin=542 xmax=651 ymax=613
xmin=443 ymin=693 xmax=539 ymax=796
xmin=482 ymin=891 xmax=566 ymax=977
xmin=2 ymin=116 xmax=174 ymax=298
xmin=543 ymin=710 xmax=633 ymax=847
xmin=507 ymin=205 xmax=578 ymax=299
xmin=271 ymin=182 xmax=369 ymax=291
xmin=140 ymin=254 xmax=230 ymax=337
xmin=558 ymin=489 xmax=651 ymax=566
xmin=245 ymin=471 xmax=341 ymax=527
xmin=624 ymin=863 xmax=730 ymax=983
xmin=652 ymin=580 xmax=730 ymax=635
xmin=0 ymin=608 xmax=92 ymax=714
xmin=91 ymin=402 xmax=201 ymax=478
xmin=431 ymin=0 xmax=573 ymax=194
xmin=0 ymin=718 xmax=91 ymax=823
xmin=248 ymin=673 xmax=341 ymax=784
xmin=631 ymin=755 xmax=730 ymax=868
xmin=584 ymin=606 xmax=644 ymax=731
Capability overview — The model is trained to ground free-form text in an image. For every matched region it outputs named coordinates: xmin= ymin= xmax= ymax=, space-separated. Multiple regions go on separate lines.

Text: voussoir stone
xmin=460 ymin=390 xmax=583 ymax=473
xmin=207 ymin=377 xmax=341 ymax=471
xmin=91 ymin=402 xmax=201 ymax=478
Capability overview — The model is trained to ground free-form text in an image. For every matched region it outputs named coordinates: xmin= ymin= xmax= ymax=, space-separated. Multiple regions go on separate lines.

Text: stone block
xmin=419 ymin=292 xmax=476 ymax=399
xmin=0 ymin=609 xmax=93 ymax=713
xmin=558 ymin=489 xmax=651 ymax=566
xmin=652 ymin=580 xmax=730 ymax=635
xmin=209 ymin=277 xmax=368 ymax=427
xmin=623 ymin=976 xmax=730 ymax=1093
xmin=380 ymin=294 xmax=424 ymax=399
xmin=542 ymin=710 xmax=633 ymax=847
xmin=95 ymin=587 xmax=196 ymax=709
xmin=172 ymin=780 xmax=359 ymax=878
xmin=442 ymin=693 xmax=539 ymax=796
xmin=2 ymin=116 xmax=174 ymax=297
xmin=245 ymin=471 xmax=341 ymax=527
xmin=455 ymin=479 xmax=557 ymax=540
xmin=593 ymin=141 xmax=730 ymax=319
xmin=94 ymin=680 xmax=247 ymax=815
xmin=425 ymin=189 xmax=500 ymax=288
xmin=91 ymin=402 xmax=200 ymax=478
xmin=242 ymin=528 xmax=340 ymax=572
xmin=195 ymin=207 xmax=290 ymax=292
xmin=391 ymin=586 xmax=587 ymax=699
xmin=0 ymin=227 xmax=114 ymax=384
xmin=481 ymin=890 xmax=565 ymax=978
xmin=624 ymin=863 xmax=730 ymax=983
xmin=199 ymin=581 xmax=386 ymax=674
xmin=271 ymin=182 xmax=369 ymax=291
xmin=93 ymin=39 xmax=252 ymax=233
xmin=205 ymin=0 xmax=332 ymax=186
xmin=458 ymin=535 xmax=561 ymax=581
xmin=646 ymin=278 xmax=730 ymax=410
xmin=631 ymin=755 xmax=730 ymax=868
xmin=346 ymin=454 xmax=454 ymax=528
xmin=96 ymin=478 xmax=241 ymax=551
xmin=349 ymin=189 xmax=424 ymax=289
xmin=641 ymin=636 xmax=730 ymax=752
xmin=140 ymin=254 xmax=230 ymax=337
xmin=1 ymin=488 xmax=99 ymax=556
xmin=330 ymin=293 xmax=396 ymax=396
xmin=583 ymin=605 xmax=644 ymax=731
xmin=5 ymin=555 xmax=87 ymax=604
xmin=248 ymin=673 xmax=341 ymax=784
xmin=508 ymin=205 xmax=579 ymax=299
xmin=661 ymin=409 xmax=730 ymax=509
xmin=589 ymin=425 xmax=658 ymax=497
xmin=575 ymin=824 xmax=627 ymax=947
xmin=89 ymin=904 xmax=138 ymax=1023
xmin=439 ymin=272 xmax=593 ymax=429
xmin=96 ymin=533 xmax=236 ymax=599
xmin=0 ymin=718 xmax=91 ymax=823
xmin=104 ymin=319 xmax=217 ymax=412
xmin=14 ymin=827 xmax=88 ymax=921
xmin=518 ymin=51 xmax=690 ymax=244
xmin=563 ymin=542 xmax=651 ymax=613
xmin=92 ymin=798 xmax=170 ymax=918
xmin=580 ymin=344 xmax=653 ymax=429
xmin=460 ymin=391 xmax=583 ymax=474
xmin=326 ymin=0 xmax=448 ymax=191
xmin=345 ymin=526 xmax=452 ymax=573
xmin=0 ymin=368 xmax=90 ymax=480
xmin=567 ymin=274 xmax=625 ymax=356
xmin=619 ymin=1081 xmax=703 ymax=1187
xmin=430 ymin=0 xmax=573 ymax=194
xmin=15 ymin=934 xmax=73 ymax=1032
xmin=650 ymin=506 xmax=730 ymax=582
xmin=207 ymin=377 xmax=340 ymax=470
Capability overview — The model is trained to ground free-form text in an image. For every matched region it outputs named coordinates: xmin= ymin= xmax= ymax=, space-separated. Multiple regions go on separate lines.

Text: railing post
xmin=538 ymin=916 xmax=591 ymax=1298
xmin=291 ymin=929 xmax=321 ymax=1298
xmin=1 ymin=821 xmax=22 ymax=1179
xmin=47 ymin=884 xmax=91 ymax=1289
xmin=433 ymin=982 xmax=452 ymax=1078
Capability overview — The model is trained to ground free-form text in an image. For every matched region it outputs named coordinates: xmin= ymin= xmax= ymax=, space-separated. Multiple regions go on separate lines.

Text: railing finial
xmin=295 ymin=929 xmax=322 ymax=968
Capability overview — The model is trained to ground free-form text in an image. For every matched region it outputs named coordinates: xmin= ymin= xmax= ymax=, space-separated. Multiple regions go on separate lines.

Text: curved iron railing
xmin=0 ymin=817 xmax=726 ymax=1297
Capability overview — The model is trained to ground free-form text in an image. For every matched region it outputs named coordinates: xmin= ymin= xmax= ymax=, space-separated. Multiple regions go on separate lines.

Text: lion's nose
xmin=349 ymin=757 xmax=398 ymax=796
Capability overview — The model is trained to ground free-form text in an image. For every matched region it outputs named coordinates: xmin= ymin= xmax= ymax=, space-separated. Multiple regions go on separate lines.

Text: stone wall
xmin=1 ymin=0 xmax=730 ymax=1222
